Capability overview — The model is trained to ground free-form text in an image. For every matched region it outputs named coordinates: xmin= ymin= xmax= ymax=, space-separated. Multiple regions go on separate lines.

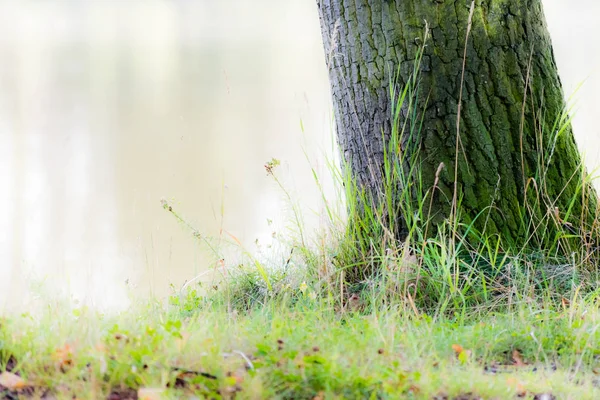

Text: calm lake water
xmin=1 ymin=1 xmax=599 ymax=312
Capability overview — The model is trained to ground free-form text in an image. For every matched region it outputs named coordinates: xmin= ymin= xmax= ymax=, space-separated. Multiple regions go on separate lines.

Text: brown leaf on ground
xmin=451 ymin=344 xmax=471 ymax=363
xmin=0 ymin=371 xmax=27 ymax=390
xmin=512 ymin=349 xmax=526 ymax=367
xmin=408 ymin=384 xmax=421 ymax=394
xmin=506 ymin=377 xmax=527 ymax=397
xmin=312 ymin=391 xmax=325 ymax=400
xmin=225 ymin=369 xmax=245 ymax=385
xmin=53 ymin=343 xmax=75 ymax=371
xmin=451 ymin=344 xmax=464 ymax=354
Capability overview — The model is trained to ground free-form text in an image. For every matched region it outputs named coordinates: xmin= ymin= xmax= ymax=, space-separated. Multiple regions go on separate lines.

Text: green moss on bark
xmin=317 ymin=0 xmax=597 ymax=250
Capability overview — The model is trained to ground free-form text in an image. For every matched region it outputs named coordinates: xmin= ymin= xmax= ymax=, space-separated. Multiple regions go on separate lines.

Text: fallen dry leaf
xmin=512 ymin=349 xmax=526 ymax=367
xmin=451 ymin=344 xmax=464 ymax=354
xmin=225 ymin=369 xmax=245 ymax=385
xmin=312 ymin=391 xmax=325 ymax=400
xmin=0 ymin=371 xmax=27 ymax=390
xmin=53 ymin=343 xmax=75 ymax=370
xmin=451 ymin=344 xmax=471 ymax=363
xmin=408 ymin=384 xmax=421 ymax=394
xmin=506 ymin=377 xmax=527 ymax=397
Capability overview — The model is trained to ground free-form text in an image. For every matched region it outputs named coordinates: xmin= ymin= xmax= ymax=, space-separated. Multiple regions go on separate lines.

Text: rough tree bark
xmin=316 ymin=0 xmax=596 ymax=247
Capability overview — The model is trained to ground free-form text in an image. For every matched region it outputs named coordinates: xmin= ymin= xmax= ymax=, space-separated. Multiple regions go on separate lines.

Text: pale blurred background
xmin=0 ymin=1 xmax=598 ymax=312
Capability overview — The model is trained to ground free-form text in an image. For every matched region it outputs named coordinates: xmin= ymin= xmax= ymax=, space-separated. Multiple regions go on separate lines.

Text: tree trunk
xmin=316 ymin=0 xmax=596 ymax=248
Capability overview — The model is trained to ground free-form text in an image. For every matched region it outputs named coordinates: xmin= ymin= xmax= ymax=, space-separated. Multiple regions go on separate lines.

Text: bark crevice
xmin=316 ymin=0 xmax=596 ymax=246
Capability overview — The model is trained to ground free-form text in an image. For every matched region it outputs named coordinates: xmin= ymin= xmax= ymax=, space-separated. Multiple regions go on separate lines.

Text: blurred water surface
xmin=0 ymin=1 xmax=598 ymax=312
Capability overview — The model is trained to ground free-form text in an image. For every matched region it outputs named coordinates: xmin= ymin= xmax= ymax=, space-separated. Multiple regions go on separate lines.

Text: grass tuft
xmin=3 ymin=34 xmax=600 ymax=400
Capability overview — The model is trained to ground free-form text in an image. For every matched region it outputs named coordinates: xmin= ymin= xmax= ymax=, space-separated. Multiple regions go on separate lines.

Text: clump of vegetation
xmin=2 ymin=290 xmax=600 ymax=399
xmin=3 ymin=39 xmax=600 ymax=400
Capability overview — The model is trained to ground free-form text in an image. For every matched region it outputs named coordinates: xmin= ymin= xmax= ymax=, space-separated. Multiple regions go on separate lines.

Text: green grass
xmin=2 ymin=156 xmax=600 ymax=400
xmin=2 ymin=171 xmax=600 ymax=400
xmin=3 ymin=36 xmax=600 ymax=400
xmin=2 ymin=294 xmax=600 ymax=399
